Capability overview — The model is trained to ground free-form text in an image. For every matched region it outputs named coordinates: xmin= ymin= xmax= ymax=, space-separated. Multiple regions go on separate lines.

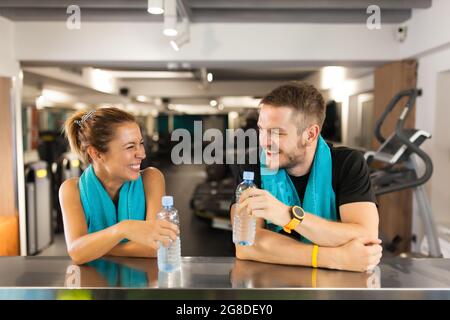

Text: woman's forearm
xmin=107 ymin=241 xmax=157 ymax=258
xmin=67 ymin=222 xmax=126 ymax=265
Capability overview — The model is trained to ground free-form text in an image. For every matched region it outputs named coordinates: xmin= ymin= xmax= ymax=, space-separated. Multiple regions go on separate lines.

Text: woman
xmin=59 ymin=107 xmax=178 ymax=265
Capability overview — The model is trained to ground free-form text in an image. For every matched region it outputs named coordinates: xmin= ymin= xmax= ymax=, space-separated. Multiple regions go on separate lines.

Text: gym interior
xmin=0 ymin=0 xmax=449 ymax=300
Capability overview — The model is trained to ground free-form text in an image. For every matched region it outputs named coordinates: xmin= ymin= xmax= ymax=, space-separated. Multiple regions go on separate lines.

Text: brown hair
xmin=260 ymin=82 xmax=326 ymax=129
xmin=63 ymin=107 xmax=136 ymax=164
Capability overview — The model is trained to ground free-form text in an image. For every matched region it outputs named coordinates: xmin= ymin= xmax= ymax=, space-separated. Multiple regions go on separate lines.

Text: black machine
xmin=190 ymin=163 xmax=235 ymax=230
xmin=364 ymin=89 xmax=442 ymax=258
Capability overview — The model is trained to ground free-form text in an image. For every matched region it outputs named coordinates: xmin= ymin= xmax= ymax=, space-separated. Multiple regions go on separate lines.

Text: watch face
xmin=293 ymin=206 xmax=304 ymax=219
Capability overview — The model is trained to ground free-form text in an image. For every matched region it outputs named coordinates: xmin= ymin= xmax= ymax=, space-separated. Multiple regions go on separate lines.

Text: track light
xmin=163 ymin=0 xmax=178 ymax=37
xmin=148 ymin=0 xmax=164 ymax=15
xmin=170 ymin=34 xmax=189 ymax=51
xmin=169 ymin=17 xmax=190 ymax=51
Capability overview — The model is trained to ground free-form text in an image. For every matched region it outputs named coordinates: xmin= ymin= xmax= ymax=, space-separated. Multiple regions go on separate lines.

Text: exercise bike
xmin=364 ymin=88 xmax=442 ymax=258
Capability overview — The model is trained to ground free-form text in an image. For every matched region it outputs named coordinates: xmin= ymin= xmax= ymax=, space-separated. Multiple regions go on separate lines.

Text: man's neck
xmin=286 ymin=140 xmax=318 ymax=177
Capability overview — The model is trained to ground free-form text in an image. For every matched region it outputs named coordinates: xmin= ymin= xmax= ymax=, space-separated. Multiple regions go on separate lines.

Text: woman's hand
xmin=119 ymin=220 xmax=179 ymax=250
xmin=332 ymin=237 xmax=382 ymax=272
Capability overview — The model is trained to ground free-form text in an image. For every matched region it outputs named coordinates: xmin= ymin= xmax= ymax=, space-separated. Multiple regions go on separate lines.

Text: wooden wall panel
xmin=373 ymin=60 xmax=417 ymax=253
xmin=0 ymin=77 xmax=19 ymax=256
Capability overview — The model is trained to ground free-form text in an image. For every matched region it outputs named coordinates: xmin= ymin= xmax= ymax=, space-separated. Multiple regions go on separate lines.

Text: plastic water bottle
xmin=233 ymin=171 xmax=257 ymax=246
xmin=157 ymin=196 xmax=181 ymax=272
xmin=158 ymin=269 xmax=183 ymax=288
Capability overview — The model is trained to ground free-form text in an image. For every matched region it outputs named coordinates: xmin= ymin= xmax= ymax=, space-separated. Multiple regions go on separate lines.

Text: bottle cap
xmin=162 ymin=196 xmax=173 ymax=207
xmin=243 ymin=171 xmax=254 ymax=181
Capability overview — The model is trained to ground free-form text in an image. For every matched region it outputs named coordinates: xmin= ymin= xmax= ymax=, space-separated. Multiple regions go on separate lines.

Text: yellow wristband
xmin=311 ymin=267 xmax=318 ymax=288
xmin=312 ymin=244 xmax=319 ymax=268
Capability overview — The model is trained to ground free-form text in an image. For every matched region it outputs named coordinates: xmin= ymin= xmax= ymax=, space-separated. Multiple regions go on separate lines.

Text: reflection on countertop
xmin=64 ymin=257 xmax=380 ymax=289
xmin=230 ymin=259 xmax=380 ymax=289
xmin=1 ymin=256 xmax=449 ymax=290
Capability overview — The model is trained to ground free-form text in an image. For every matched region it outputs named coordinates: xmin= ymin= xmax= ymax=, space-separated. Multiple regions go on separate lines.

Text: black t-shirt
xmin=233 ymin=145 xmax=377 ymax=221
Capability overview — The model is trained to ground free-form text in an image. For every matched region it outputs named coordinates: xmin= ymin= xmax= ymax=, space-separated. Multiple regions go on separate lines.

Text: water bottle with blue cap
xmin=157 ymin=196 xmax=181 ymax=272
xmin=233 ymin=171 xmax=257 ymax=246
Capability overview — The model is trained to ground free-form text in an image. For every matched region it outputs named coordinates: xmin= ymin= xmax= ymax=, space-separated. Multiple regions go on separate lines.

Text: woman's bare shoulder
xmin=59 ymin=177 xmax=80 ymax=197
xmin=141 ymin=167 xmax=164 ymax=183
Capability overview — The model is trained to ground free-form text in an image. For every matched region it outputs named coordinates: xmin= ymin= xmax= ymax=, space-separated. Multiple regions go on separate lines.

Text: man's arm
xmin=231 ymin=204 xmax=382 ymax=272
xmin=232 ymin=204 xmax=328 ymax=266
xmin=238 ymin=188 xmax=379 ymax=247
xmin=293 ymin=202 xmax=379 ymax=247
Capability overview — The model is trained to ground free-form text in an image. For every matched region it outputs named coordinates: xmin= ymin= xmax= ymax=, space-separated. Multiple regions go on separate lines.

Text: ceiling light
xmin=74 ymin=102 xmax=88 ymax=110
xmin=163 ymin=0 xmax=178 ymax=37
xmin=320 ymin=66 xmax=347 ymax=90
xmin=169 ymin=17 xmax=190 ymax=51
xmin=35 ymin=95 xmax=45 ymax=109
xmin=148 ymin=0 xmax=164 ymax=15
xmin=97 ymin=70 xmax=195 ymax=79
xmin=170 ymin=33 xmax=189 ymax=51
xmin=136 ymin=95 xmax=149 ymax=102
xmin=42 ymin=88 xmax=72 ymax=103
xmin=170 ymin=40 xmax=180 ymax=51
xmin=210 ymin=99 xmax=218 ymax=107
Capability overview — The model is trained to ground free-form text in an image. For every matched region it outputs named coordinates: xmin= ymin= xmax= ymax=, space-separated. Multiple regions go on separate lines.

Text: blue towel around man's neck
xmin=78 ymin=165 xmax=146 ymax=239
xmin=260 ymin=135 xmax=337 ymax=243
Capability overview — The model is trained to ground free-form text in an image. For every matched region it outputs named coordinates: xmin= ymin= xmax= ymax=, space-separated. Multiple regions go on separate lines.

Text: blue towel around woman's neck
xmin=87 ymin=259 xmax=148 ymax=287
xmin=260 ymin=135 xmax=337 ymax=243
xmin=78 ymin=165 xmax=146 ymax=239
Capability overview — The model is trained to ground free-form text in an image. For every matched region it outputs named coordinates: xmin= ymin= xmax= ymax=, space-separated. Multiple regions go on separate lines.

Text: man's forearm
xmin=236 ymin=227 xmax=339 ymax=269
xmin=295 ymin=213 xmax=370 ymax=247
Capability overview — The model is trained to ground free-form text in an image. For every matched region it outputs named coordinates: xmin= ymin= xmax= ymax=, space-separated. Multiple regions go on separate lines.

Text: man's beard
xmin=280 ymin=149 xmax=306 ymax=170
xmin=278 ymin=140 xmax=307 ymax=170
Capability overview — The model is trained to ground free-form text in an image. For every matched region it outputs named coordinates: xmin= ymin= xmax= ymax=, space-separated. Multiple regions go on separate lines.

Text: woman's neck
xmin=92 ymin=163 xmax=124 ymax=201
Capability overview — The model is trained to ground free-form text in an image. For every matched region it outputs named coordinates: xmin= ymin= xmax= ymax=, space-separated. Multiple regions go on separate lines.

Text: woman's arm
xmin=106 ymin=167 xmax=166 ymax=258
xmin=60 ymin=174 xmax=176 ymax=264
xmin=59 ymin=178 xmax=126 ymax=265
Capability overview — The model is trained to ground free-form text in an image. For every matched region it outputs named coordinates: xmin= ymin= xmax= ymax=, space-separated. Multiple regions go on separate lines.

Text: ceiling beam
xmin=189 ymin=0 xmax=432 ymax=10
xmin=0 ymin=0 xmax=433 ymax=10
xmin=0 ymin=8 xmax=413 ymax=23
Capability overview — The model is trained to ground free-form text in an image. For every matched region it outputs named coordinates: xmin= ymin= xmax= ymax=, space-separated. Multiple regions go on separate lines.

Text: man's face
xmin=257 ymin=104 xmax=307 ymax=170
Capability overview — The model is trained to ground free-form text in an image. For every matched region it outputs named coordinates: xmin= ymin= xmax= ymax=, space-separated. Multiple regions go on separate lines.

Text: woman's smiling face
xmin=98 ymin=121 xmax=146 ymax=181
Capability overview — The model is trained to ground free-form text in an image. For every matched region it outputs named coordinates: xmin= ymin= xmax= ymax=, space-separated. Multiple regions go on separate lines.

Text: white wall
xmin=398 ymin=0 xmax=450 ymax=247
xmin=0 ymin=17 xmax=19 ymax=77
xmin=305 ymin=69 xmax=374 ymax=146
xmin=433 ymin=72 xmax=450 ymax=229
xmin=400 ymin=0 xmax=450 ymax=59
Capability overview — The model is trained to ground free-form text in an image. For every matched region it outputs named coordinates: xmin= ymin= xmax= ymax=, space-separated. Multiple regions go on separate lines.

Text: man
xmin=230 ymin=82 xmax=382 ymax=272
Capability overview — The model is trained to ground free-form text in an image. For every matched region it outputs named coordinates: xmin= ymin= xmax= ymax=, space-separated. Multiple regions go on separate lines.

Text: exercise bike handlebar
xmin=396 ymin=118 xmax=434 ymax=187
xmin=374 ymin=88 xmax=420 ymax=144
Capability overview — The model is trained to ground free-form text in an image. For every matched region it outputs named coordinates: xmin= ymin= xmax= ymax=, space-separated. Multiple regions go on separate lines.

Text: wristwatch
xmin=282 ymin=205 xmax=305 ymax=234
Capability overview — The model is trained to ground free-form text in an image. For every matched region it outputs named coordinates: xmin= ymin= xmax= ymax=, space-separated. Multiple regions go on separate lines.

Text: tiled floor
xmin=37 ymin=233 xmax=67 ymax=256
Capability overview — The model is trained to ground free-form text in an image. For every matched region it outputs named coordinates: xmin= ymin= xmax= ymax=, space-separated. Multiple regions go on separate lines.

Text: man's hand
xmin=238 ymin=188 xmax=291 ymax=227
xmin=332 ymin=237 xmax=382 ymax=272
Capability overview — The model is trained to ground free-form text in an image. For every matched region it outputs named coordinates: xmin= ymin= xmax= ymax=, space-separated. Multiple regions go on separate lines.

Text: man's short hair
xmin=260 ymin=82 xmax=326 ymax=129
